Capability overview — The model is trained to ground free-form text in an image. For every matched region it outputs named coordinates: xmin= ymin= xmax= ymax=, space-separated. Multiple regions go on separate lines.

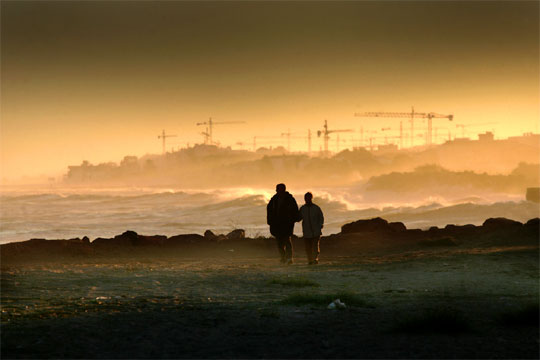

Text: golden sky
xmin=1 ymin=1 xmax=538 ymax=180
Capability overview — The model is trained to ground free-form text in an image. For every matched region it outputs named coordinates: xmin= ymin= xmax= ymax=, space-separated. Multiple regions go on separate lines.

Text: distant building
xmin=526 ymin=187 xmax=540 ymax=203
xmin=376 ymin=144 xmax=399 ymax=154
xmin=478 ymin=132 xmax=494 ymax=141
xmin=507 ymin=133 xmax=540 ymax=147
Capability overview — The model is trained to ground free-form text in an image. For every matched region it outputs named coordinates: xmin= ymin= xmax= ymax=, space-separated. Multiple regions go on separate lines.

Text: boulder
xmin=388 ymin=222 xmax=407 ymax=232
xmin=523 ymin=218 xmax=540 ymax=237
xmin=226 ymin=229 xmax=246 ymax=240
xmin=91 ymin=231 xmax=165 ymax=247
xmin=216 ymin=234 xmax=228 ymax=242
xmin=482 ymin=218 xmax=523 ymax=230
xmin=165 ymin=234 xmax=206 ymax=246
xmin=442 ymin=224 xmax=478 ymax=236
xmin=1 ymin=237 xmax=93 ymax=258
xmin=524 ymin=218 xmax=540 ymax=228
xmin=133 ymin=235 xmax=167 ymax=246
xmin=203 ymin=230 xmax=228 ymax=242
xmin=341 ymin=217 xmax=401 ymax=234
xmin=92 ymin=231 xmax=138 ymax=247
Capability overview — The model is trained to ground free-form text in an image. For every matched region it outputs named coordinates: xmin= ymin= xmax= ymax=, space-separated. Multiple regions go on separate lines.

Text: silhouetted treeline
xmin=366 ymin=163 xmax=540 ymax=194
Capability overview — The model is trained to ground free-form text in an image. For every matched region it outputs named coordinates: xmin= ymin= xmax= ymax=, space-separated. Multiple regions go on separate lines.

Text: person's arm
xmin=291 ymin=197 xmax=301 ymax=222
xmin=319 ymin=206 xmax=324 ymax=229
xmin=266 ymin=200 xmax=273 ymax=225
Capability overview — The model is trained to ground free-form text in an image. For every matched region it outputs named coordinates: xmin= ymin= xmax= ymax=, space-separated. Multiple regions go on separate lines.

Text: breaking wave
xmin=0 ymin=187 xmax=538 ymax=244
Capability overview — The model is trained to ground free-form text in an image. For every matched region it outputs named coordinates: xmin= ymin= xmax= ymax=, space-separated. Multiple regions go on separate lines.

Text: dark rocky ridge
xmin=1 ymin=217 xmax=538 ymax=265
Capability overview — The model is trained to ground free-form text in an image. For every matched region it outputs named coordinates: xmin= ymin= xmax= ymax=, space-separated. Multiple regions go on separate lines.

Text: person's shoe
xmin=287 ymin=259 xmax=294 ymax=265
xmin=312 ymin=259 xmax=319 ymax=265
xmin=308 ymin=261 xmax=314 ymax=265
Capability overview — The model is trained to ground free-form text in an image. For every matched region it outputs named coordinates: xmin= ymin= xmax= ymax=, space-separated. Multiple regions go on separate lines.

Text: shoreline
xmin=2 ymin=216 xmax=538 ymax=265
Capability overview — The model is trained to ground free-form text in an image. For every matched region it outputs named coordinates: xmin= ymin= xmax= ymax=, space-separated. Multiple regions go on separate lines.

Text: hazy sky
xmin=1 ymin=1 xmax=539 ymax=180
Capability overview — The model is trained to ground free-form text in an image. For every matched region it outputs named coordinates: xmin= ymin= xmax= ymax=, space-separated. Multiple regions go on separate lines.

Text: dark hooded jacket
xmin=266 ymin=191 xmax=300 ymax=237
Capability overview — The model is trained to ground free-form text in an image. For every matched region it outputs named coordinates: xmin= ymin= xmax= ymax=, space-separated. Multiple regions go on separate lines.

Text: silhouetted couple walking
xmin=266 ymin=183 xmax=324 ymax=265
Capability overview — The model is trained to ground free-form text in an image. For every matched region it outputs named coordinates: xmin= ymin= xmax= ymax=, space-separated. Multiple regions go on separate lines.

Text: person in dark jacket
xmin=267 ymin=183 xmax=300 ymax=264
xmin=298 ymin=192 xmax=324 ymax=265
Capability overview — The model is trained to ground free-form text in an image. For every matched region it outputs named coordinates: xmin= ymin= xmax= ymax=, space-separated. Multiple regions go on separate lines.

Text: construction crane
xmin=335 ymin=133 xmax=353 ymax=153
xmin=281 ymin=129 xmax=292 ymax=152
xmin=157 ymin=129 xmax=177 ymax=154
xmin=196 ymin=117 xmax=245 ymax=146
xmin=307 ymin=129 xmax=312 ymax=155
xmin=455 ymin=122 xmax=498 ymax=138
xmin=200 ymin=127 xmax=211 ymax=145
xmin=354 ymin=107 xmax=453 ymax=147
xmin=317 ymin=120 xmax=353 ymax=156
xmin=252 ymin=135 xmax=282 ymax=152
xmin=280 ymin=129 xmax=315 ymax=154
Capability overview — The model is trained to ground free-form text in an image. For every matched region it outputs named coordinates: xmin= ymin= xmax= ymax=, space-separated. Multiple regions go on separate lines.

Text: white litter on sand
xmin=328 ymin=299 xmax=346 ymax=309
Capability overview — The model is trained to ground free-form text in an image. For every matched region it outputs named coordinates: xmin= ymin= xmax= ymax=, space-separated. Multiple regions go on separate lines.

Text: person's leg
xmin=276 ymin=237 xmax=286 ymax=263
xmin=284 ymin=236 xmax=293 ymax=264
xmin=304 ymin=237 xmax=314 ymax=264
xmin=312 ymin=236 xmax=320 ymax=264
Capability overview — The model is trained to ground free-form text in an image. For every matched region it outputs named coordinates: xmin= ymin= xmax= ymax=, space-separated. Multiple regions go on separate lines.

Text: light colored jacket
xmin=299 ymin=203 xmax=324 ymax=238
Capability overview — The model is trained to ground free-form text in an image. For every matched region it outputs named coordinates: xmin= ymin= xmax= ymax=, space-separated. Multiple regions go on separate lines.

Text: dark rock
xmin=226 ymin=229 xmax=246 ymax=240
xmin=524 ymin=218 xmax=540 ymax=228
xmin=204 ymin=230 xmax=217 ymax=240
xmin=165 ymin=234 xmax=206 ymax=246
xmin=1 ymin=238 xmax=93 ymax=258
xmin=91 ymin=237 xmax=113 ymax=246
xmin=523 ymin=218 xmax=540 ymax=237
xmin=442 ymin=224 xmax=478 ymax=236
xmin=405 ymin=229 xmax=424 ymax=236
xmin=91 ymin=231 xmax=166 ymax=247
xmin=216 ymin=234 xmax=228 ymax=242
xmin=341 ymin=217 xmax=402 ymax=234
xmin=482 ymin=218 xmax=523 ymax=230
xmin=92 ymin=231 xmax=138 ymax=247
xmin=134 ymin=235 xmax=167 ymax=246
xmin=119 ymin=230 xmax=138 ymax=239
xmin=388 ymin=222 xmax=407 ymax=232
xmin=428 ymin=226 xmax=439 ymax=232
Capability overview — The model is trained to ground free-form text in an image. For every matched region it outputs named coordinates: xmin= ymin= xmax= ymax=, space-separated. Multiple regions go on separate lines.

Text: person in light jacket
xmin=298 ymin=192 xmax=324 ymax=265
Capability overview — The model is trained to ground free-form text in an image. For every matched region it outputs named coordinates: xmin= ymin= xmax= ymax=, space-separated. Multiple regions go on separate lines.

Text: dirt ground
xmin=1 ymin=245 xmax=538 ymax=359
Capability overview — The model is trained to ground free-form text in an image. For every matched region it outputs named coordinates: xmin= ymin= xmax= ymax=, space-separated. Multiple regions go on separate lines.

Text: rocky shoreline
xmin=2 ymin=217 xmax=538 ymax=265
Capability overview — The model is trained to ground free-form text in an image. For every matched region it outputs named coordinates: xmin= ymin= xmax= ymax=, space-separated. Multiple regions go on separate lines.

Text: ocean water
xmin=0 ymin=186 xmax=538 ymax=244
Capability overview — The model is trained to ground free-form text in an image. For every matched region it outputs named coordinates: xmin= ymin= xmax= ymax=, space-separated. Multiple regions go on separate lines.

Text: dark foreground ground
xmin=1 ymin=249 xmax=538 ymax=359
xmin=1 ymin=218 xmax=539 ymax=359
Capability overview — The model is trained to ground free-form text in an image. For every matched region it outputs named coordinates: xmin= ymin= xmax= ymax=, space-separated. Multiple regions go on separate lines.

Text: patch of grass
xmin=280 ymin=291 xmax=370 ymax=307
xmin=393 ymin=307 xmax=470 ymax=334
xmin=268 ymin=276 xmax=320 ymax=288
xmin=498 ymin=303 xmax=539 ymax=327
xmin=257 ymin=308 xmax=280 ymax=319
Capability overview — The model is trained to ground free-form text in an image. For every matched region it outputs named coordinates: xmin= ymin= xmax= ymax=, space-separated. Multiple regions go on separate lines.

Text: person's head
xmin=304 ymin=192 xmax=313 ymax=204
xmin=276 ymin=183 xmax=286 ymax=194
